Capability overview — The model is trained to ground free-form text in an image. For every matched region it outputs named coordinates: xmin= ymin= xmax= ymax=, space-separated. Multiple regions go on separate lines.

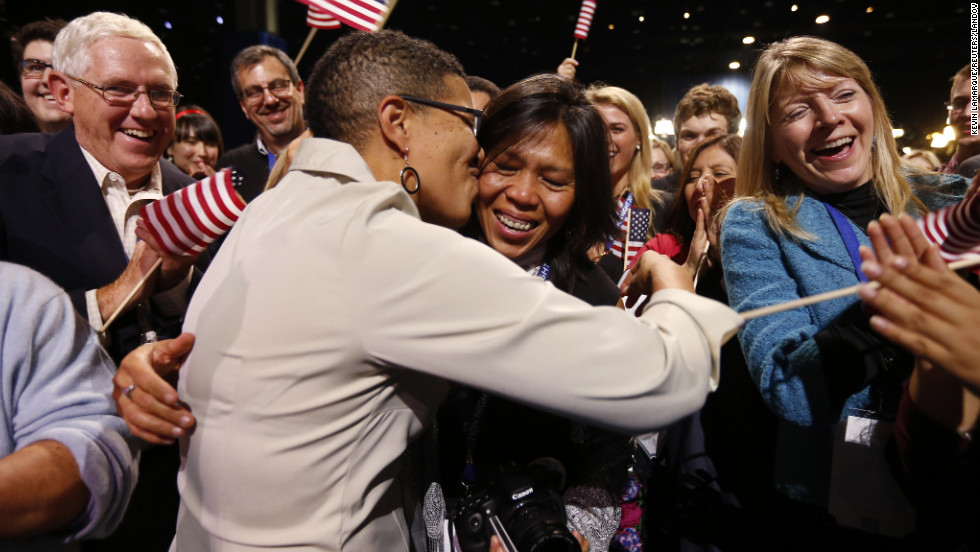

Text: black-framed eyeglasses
xmin=19 ymin=59 xmax=52 ymax=78
xmin=399 ymin=95 xmax=483 ymax=136
xmin=945 ymin=98 xmax=971 ymax=113
xmin=68 ymin=75 xmax=182 ymax=108
xmin=240 ymin=79 xmax=294 ymax=105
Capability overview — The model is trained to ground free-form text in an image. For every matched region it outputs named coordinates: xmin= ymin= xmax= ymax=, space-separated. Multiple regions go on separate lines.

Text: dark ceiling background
xmin=1 ymin=0 xmax=972 ymax=155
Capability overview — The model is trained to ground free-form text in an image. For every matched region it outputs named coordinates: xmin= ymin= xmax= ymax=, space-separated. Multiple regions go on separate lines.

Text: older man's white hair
xmin=52 ymin=11 xmax=177 ymax=86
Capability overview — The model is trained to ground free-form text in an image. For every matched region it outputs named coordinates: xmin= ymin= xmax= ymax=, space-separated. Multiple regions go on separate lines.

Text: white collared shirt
xmin=79 ymin=148 xmax=187 ymax=331
xmin=81 ymin=147 xmax=164 ymax=257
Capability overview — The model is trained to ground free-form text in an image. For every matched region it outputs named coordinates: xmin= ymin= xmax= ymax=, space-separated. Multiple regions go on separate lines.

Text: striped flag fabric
xmin=301 ymin=0 xmax=391 ymax=32
xmin=574 ymin=0 xmax=597 ymax=40
xmin=917 ymin=192 xmax=980 ymax=262
xmin=609 ymin=207 xmax=650 ymax=266
xmin=140 ymin=169 xmax=247 ymax=256
xmin=307 ymin=5 xmax=341 ymax=29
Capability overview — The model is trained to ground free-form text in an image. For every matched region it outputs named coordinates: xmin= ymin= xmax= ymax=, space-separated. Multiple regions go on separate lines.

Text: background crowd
xmin=0 ymin=5 xmax=977 ymax=552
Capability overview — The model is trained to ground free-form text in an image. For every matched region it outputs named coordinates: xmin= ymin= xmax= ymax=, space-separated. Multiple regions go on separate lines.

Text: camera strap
xmin=461 ymin=391 xmax=489 ymax=489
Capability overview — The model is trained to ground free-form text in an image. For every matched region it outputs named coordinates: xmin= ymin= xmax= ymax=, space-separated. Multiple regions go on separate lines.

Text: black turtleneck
xmin=810 ymin=180 xmax=885 ymax=233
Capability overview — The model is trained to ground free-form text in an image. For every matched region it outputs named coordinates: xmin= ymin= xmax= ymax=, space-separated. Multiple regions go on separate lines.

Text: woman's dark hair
xmin=662 ymin=133 xmax=741 ymax=242
xmin=172 ymin=104 xmax=224 ymax=158
xmin=470 ymin=73 xmax=617 ymax=292
xmin=0 ymin=81 xmax=40 ymax=134
xmin=11 ymin=19 xmax=67 ymax=66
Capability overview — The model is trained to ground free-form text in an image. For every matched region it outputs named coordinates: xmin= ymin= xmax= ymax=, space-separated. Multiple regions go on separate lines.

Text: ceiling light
xmin=729 ymin=61 xmax=741 ymax=70
xmin=639 ymin=15 xmax=645 ymax=22
xmin=892 ymin=128 xmax=904 ymax=138
xmin=866 ymin=7 xmax=874 ymax=13
xmin=654 ymin=119 xmax=674 ymax=136
xmin=742 ymin=36 xmax=756 ymax=45
xmin=608 ymin=24 xmax=615 ymax=30
xmin=683 ymin=12 xmax=690 ymax=19
xmin=815 ymin=15 xmax=830 ymax=24
xmin=902 ymin=147 xmax=912 ymax=155
xmin=791 ymin=5 xmax=798 ymax=12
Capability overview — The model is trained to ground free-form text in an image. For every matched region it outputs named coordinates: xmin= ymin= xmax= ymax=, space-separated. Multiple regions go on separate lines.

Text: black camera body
xmin=451 ymin=465 xmax=579 ymax=552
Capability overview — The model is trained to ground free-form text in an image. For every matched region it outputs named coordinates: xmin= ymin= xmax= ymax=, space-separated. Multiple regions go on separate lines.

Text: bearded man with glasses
xmin=0 ymin=12 xmax=206 ymax=550
xmin=218 ymin=45 xmax=308 ymax=202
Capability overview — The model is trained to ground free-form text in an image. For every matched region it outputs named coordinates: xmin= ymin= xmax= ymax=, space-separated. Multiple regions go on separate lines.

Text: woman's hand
xmin=113 ymin=333 xmax=197 ymax=445
xmin=682 ymin=200 xmax=710 ymax=278
xmin=557 ymin=58 xmax=579 ymax=79
xmin=621 ymin=250 xmax=695 ymax=309
xmin=188 ymin=160 xmax=217 ymax=179
xmin=858 ymin=214 xmax=980 ymax=394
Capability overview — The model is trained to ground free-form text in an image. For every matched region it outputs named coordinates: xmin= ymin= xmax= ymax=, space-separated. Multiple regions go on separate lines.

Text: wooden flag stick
xmin=100 ymin=258 xmax=162 ymax=334
xmin=378 ymin=0 xmax=400 ymax=30
xmin=294 ymin=27 xmax=318 ymax=66
xmin=741 ymin=256 xmax=980 ymax=322
xmin=570 ymin=39 xmax=580 ymax=60
xmin=623 ymin=208 xmax=632 ymax=272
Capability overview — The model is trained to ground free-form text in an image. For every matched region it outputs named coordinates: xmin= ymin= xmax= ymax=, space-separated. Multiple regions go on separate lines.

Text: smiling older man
xmin=0 ymin=11 xmax=201 ymax=551
xmin=0 ymin=11 xmax=198 ymax=362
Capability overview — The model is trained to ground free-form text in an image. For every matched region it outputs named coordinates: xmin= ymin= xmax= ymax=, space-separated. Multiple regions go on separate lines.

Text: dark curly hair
xmin=305 ymin=30 xmax=464 ymax=149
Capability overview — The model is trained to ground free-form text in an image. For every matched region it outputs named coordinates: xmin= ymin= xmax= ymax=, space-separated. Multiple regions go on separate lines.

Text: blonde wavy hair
xmin=734 ymin=36 xmax=924 ymax=239
xmin=585 ymin=84 xmax=662 ymax=213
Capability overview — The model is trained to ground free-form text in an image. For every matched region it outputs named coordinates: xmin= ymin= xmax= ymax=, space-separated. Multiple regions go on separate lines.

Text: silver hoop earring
xmin=400 ymin=150 xmax=420 ymax=195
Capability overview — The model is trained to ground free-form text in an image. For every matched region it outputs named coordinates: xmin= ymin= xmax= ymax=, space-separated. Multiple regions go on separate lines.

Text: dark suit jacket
xmin=218 ymin=139 xmax=269 ymax=203
xmin=0 ymin=127 xmax=196 ymax=362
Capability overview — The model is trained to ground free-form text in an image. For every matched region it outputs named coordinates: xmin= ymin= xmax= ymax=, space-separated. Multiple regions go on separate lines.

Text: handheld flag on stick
xmin=609 ymin=207 xmax=650 ymax=269
xmin=917 ymin=192 xmax=980 ymax=262
xmin=140 ymin=169 xmax=246 ymax=256
xmin=740 ymin=257 xmax=980 ymax=322
xmin=571 ymin=0 xmax=597 ymax=59
xmin=100 ymin=170 xmax=246 ymax=333
xmin=293 ymin=0 xmax=398 ymax=65
xmin=307 ymin=5 xmax=341 ymax=29
xmin=301 ymin=0 xmax=394 ymax=32
xmin=295 ymin=5 xmax=342 ymax=64
xmin=739 ymin=194 xmax=980 ymax=324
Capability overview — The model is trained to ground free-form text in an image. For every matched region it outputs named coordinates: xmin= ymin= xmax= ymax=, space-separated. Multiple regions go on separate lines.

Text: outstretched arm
xmin=859 ymin=214 xmax=980 ymax=433
xmin=859 ymin=214 xmax=980 ymax=395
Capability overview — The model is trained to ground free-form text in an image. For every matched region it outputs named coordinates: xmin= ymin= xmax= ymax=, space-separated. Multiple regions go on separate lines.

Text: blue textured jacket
xmin=719 ymin=175 xmax=967 ymax=503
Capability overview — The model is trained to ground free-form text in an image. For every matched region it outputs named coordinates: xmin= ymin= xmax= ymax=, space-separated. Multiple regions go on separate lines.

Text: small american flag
xmin=307 ymin=5 xmax=341 ymax=29
xmin=302 ymin=0 xmax=391 ymax=32
xmin=139 ymin=169 xmax=246 ymax=256
xmin=574 ymin=0 xmax=597 ymax=41
xmin=608 ymin=207 xmax=650 ymax=266
xmin=918 ymin=193 xmax=980 ymax=263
